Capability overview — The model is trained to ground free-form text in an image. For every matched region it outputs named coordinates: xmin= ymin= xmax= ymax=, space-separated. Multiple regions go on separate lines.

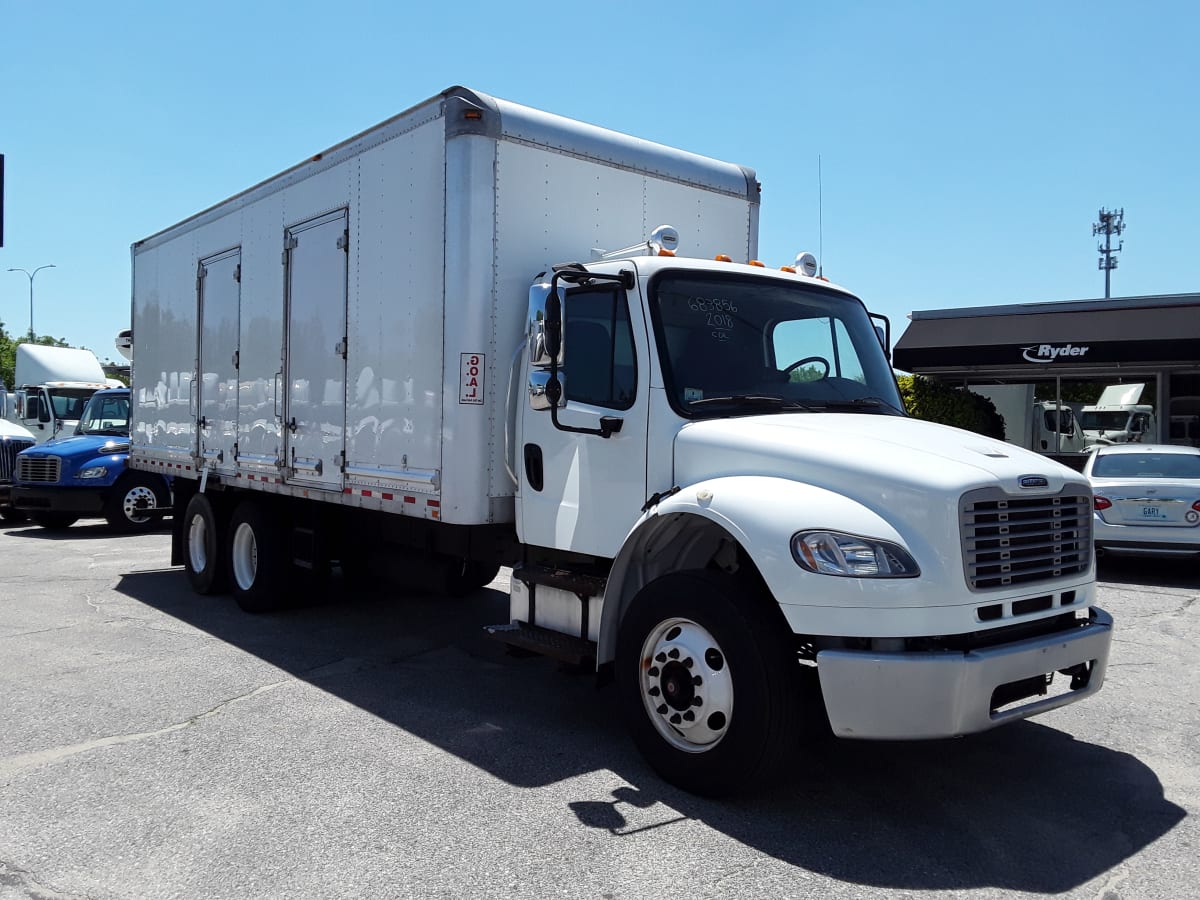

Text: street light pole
xmin=6 ymin=264 xmax=56 ymax=340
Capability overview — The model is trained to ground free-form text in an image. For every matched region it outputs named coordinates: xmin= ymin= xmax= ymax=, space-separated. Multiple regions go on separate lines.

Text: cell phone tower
xmin=1092 ymin=207 xmax=1125 ymax=298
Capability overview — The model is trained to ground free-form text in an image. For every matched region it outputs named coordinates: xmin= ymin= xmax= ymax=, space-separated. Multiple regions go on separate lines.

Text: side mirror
xmin=527 ymin=283 xmax=563 ymax=368
xmin=528 ymin=370 xmax=565 ymax=410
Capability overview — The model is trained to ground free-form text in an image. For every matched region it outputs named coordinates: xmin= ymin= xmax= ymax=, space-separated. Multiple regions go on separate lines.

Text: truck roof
xmin=15 ymin=344 xmax=108 ymax=389
xmin=134 ymin=86 xmax=759 ymax=254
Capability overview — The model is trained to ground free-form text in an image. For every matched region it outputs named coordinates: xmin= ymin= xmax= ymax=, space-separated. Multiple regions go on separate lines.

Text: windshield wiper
xmin=688 ymin=395 xmax=815 ymax=411
xmin=807 ymin=397 xmax=905 ymax=414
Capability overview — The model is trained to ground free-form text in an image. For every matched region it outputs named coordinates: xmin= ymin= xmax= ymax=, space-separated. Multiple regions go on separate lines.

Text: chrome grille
xmin=1 ymin=438 xmax=36 ymax=483
xmin=961 ymin=485 xmax=1092 ymax=590
xmin=16 ymin=454 xmax=61 ymax=484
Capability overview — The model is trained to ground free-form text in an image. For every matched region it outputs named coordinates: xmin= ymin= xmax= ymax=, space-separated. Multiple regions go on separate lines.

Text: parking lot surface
xmin=1 ymin=522 xmax=1197 ymax=899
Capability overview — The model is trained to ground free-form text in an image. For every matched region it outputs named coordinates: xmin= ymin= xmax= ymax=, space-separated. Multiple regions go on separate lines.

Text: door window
xmin=563 ymin=286 xmax=637 ymax=410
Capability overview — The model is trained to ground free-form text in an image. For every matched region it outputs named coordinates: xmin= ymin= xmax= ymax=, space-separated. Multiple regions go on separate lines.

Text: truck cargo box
xmin=131 ymin=86 xmax=758 ymax=526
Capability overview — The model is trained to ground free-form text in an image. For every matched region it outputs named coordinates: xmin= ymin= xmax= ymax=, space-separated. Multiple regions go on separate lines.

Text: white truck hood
xmin=0 ymin=418 xmax=36 ymax=441
xmin=674 ymin=413 xmax=1083 ymax=498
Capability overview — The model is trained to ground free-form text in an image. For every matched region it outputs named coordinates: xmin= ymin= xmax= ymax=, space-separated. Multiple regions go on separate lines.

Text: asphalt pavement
xmin=0 ymin=521 xmax=1196 ymax=899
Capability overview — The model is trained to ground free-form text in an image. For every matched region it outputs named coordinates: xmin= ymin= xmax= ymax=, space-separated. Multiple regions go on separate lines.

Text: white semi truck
xmin=8 ymin=344 xmax=114 ymax=443
xmin=129 ymin=87 xmax=1111 ymax=794
xmin=1080 ymin=383 xmax=1157 ymax=447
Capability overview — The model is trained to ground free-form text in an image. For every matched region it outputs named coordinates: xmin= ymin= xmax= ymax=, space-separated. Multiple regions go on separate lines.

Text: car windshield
xmin=1081 ymin=410 xmax=1131 ymax=431
xmin=76 ymin=393 xmax=131 ymax=437
xmin=1091 ymin=452 xmax=1200 ymax=479
xmin=649 ymin=272 xmax=903 ymax=418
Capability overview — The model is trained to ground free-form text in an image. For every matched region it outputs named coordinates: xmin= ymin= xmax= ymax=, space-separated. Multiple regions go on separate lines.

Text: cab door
xmin=517 ymin=279 xmax=649 ymax=557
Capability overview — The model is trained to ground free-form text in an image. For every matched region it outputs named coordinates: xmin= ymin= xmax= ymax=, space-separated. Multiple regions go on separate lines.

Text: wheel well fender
xmin=597 ymin=475 xmax=909 ymax=664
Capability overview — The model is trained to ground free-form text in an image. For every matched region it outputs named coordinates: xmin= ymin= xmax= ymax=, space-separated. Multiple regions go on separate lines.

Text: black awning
xmin=894 ymin=293 xmax=1200 ymax=374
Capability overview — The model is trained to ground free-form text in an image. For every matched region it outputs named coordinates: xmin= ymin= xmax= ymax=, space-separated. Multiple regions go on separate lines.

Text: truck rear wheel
xmin=183 ymin=493 xmax=226 ymax=594
xmin=616 ymin=570 xmax=801 ymax=796
xmin=105 ymin=472 xmax=168 ymax=532
xmin=226 ymin=500 xmax=291 ymax=613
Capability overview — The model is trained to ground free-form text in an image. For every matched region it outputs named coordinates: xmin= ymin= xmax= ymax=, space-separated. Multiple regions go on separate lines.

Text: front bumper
xmin=816 ymin=607 xmax=1112 ymax=739
xmin=12 ymin=485 xmax=107 ymax=515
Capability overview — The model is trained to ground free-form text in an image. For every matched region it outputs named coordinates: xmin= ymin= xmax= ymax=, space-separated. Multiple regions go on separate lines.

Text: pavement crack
xmin=0 ymin=680 xmax=292 ymax=781
xmin=0 ymin=858 xmax=92 ymax=899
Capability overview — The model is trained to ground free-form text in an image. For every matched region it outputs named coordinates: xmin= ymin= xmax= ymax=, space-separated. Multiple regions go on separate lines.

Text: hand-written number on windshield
xmin=687 ymin=296 xmax=737 ymax=314
xmin=707 ymin=313 xmax=734 ymax=330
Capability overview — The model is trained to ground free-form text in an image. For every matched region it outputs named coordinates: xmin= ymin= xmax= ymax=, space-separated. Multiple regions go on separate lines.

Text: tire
xmin=30 ymin=512 xmax=78 ymax=530
xmin=0 ymin=507 xmax=29 ymax=524
xmin=616 ymin=570 xmax=802 ymax=796
xmin=444 ymin=558 xmax=502 ymax=597
xmin=104 ymin=472 xmax=168 ymax=532
xmin=226 ymin=500 xmax=292 ymax=613
xmin=182 ymin=493 xmax=227 ymax=595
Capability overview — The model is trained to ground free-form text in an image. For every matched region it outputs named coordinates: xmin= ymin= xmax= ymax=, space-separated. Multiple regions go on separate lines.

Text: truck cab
xmin=13 ymin=387 xmax=171 ymax=531
xmin=1081 ymin=385 xmax=1157 ymax=448
xmin=8 ymin=344 xmax=114 ymax=443
xmin=506 ymin=245 xmax=1109 ymax=792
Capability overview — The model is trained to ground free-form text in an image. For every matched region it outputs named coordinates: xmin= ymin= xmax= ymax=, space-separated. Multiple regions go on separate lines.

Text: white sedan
xmin=1084 ymin=443 xmax=1200 ymax=558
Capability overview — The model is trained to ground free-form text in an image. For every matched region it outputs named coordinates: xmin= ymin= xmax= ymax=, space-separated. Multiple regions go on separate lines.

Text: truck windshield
xmin=76 ymin=394 xmax=131 ymax=437
xmin=649 ymin=272 xmax=904 ymax=417
xmin=1045 ymin=407 xmax=1080 ymax=435
xmin=1081 ymin=410 xmax=1131 ymax=431
xmin=49 ymin=388 xmax=96 ymax=421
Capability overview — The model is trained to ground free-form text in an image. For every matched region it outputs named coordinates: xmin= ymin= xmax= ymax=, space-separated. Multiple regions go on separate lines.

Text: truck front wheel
xmin=616 ymin=570 xmax=801 ymax=796
xmin=105 ymin=473 xmax=168 ymax=532
xmin=30 ymin=512 xmax=78 ymax=530
xmin=226 ymin=500 xmax=291 ymax=613
xmin=183 ymin=493 xmax=226 ymax=595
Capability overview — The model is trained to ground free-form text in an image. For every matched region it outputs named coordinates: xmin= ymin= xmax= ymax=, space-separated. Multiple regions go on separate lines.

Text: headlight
xmin=791 ymin=530 xmax=920 ymax=578
xmin=77 ymin=466 xmax=109 ymax=480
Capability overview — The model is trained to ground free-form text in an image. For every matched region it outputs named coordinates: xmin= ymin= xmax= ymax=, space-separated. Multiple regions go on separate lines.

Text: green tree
xmin=0 ymin=319 xmax=70 ymax=389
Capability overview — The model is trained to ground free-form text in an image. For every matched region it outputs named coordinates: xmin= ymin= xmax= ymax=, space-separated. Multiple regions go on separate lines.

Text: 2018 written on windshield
xmin=687 ymin=296 xmax=737 ymax=339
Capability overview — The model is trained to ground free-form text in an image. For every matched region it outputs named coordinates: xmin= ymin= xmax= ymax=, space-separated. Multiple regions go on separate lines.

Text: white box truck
xmin=970 ymin=384 xmax=1086 ymax=454
xmin=130 ymin=87 xmax=1111 ymax=794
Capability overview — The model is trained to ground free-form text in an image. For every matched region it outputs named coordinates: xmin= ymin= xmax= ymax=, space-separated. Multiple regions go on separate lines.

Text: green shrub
xmin=897 ymin=374 xmax=1005 ymax=439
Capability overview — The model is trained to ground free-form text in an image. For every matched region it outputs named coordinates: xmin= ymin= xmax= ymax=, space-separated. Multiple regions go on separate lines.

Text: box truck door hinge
xmin=337 ymin=230 xmax=349 ymax=252
xmin=335 ymin=338 xmax=347 ymax=359
xmin=232 ymin=350 xmax=240 ymax=369
xmin=234 ymin=263 xmax=241 ymax=283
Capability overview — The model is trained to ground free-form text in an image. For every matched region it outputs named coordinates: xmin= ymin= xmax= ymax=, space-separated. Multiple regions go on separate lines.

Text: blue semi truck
xmin=13 ymin=387 xmax=171 ymax=531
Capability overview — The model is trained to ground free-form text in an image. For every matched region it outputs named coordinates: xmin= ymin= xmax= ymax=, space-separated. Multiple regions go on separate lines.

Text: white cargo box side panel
xmin=438 ymin=130 xmax=501 ymax=525
xmin=346 ymin=116 xmax=447 ymax=497
xmin=236 ymin=193 xmax=288 ymax=468
xmin=132 ymin=233 xmax=201 ymax=465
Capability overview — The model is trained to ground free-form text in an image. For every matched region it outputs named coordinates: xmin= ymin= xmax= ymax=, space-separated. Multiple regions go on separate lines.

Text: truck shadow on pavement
xmin=117 ymin=568 xmax=1184 ymax=895
xmin=1096 ymin=553 xmax=1198 ymax=588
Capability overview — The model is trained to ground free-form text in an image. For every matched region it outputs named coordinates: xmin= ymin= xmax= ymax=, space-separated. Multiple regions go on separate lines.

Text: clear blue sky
xmin=1 ymin=1 xmax=1196 ymax=365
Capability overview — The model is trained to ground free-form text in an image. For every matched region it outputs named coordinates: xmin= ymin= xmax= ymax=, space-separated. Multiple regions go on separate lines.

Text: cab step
xmin=484 ymin=622 xmax=596 ymax=666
